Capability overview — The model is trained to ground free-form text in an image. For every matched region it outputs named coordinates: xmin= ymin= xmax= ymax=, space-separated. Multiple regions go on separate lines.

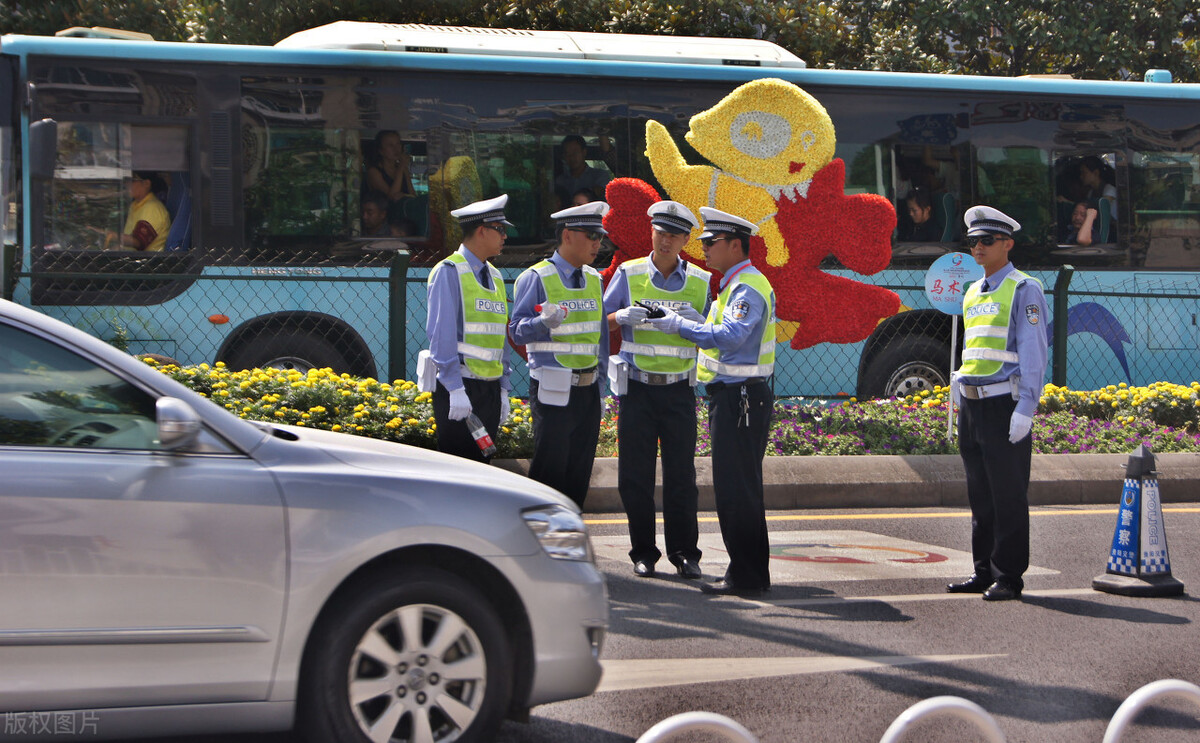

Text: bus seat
xmin=164 ymin=172 xmax=192 ymax=252
xmin=1095 ymin=201 xmax=1112 ymax=243
xmin=933 ymin=192 xmax=958 ymax=241
xmin=401 ymin=194 xmax=429 ymax=235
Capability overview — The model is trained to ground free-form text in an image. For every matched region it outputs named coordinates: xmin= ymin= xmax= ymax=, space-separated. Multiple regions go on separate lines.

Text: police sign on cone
xmin=1093 ymin=444 xmax=1185 ymax=597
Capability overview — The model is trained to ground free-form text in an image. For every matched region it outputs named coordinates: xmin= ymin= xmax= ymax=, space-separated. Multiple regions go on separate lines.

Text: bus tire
xmin=859 ymin=336 xmax=950 ymax=399
xmin=226 ymin=330 xmax=350 ymax=374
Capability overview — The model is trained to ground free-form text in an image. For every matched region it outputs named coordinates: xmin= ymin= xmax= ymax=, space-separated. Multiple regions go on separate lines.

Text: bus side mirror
xmin=29 ymin=118 xmax=57 ymax=182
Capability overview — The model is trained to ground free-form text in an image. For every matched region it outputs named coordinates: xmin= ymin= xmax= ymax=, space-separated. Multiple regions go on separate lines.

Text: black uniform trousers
xmin=958 ymin=393 xmax=1032 ymax=589
xmin=617 ymin=379 xmax=701 ymax=567
xmin=529 ymin=379 xmax=601 ymax=508
xmin=433 ymin=377 xmax=502 ymax=463
xmin=707 ymin=379 xmax=773 ymax=590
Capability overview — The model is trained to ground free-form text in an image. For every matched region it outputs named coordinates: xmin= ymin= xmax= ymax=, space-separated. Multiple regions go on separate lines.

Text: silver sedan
xmin=0 ymin=298 xmax=607 ymax=742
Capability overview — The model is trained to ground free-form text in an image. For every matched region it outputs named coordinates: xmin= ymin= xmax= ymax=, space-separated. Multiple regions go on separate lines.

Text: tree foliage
xmin=1 ymin=0 xmax=1196 ymax=82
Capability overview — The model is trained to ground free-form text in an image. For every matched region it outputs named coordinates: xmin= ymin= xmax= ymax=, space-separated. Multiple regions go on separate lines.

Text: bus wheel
xmin=226 ymin=330 xmax=350 ymax=374
xmin=860 ymin=336 xmax=949 ymax=399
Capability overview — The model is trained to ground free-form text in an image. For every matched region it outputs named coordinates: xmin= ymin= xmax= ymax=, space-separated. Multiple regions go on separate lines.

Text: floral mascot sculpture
xmin=602 ymin=78 xmax=900 ymax=350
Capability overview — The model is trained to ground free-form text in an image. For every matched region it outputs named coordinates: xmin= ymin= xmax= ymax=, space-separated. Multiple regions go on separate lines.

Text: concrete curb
xmin=495 ymin=453 xmax=1200 ymax=513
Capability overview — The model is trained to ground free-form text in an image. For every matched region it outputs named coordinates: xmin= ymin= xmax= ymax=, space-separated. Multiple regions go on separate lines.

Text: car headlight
xmin=522 ymin=505 xmax=592 ymax=562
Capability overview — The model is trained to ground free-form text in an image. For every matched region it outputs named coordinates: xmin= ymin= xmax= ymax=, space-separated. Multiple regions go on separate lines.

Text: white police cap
xmin=699 ymin=206 xmax=758 ymax=240
xmin=647 ymin=200 xmax=698 ymax=235
xmin=451 ymin=194 xmax=515 ymax=228
xmin=963 ymin=205 xmax=1021 ymax=237
xmin=551 ymin=201 xmax=610 ymax=235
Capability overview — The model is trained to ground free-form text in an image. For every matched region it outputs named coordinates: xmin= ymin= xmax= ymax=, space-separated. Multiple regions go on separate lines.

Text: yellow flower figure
xmin=645 ymin=78 xmax=836 ymax=267
xmin=428 ymin=155 xmax=482 ymax=254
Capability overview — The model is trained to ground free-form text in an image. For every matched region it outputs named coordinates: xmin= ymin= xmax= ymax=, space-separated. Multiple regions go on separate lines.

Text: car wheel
xmin=860 ymin=336 xmax=950 ymax=399
xmin=226 ymin=330 xmax=349 ymax=374
xmin=300 ymin=569 xmax=512 ymax=743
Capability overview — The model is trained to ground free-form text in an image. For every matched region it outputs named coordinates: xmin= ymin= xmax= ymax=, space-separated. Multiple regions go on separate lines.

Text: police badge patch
xmin=1025 ymin=304 xmax=1040 ymax=325
xmin=731 ymin=298 xmax=751 ymax=320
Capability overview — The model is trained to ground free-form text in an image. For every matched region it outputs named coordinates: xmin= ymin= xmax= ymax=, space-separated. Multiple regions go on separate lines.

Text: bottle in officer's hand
xmin=465 ymin=412 xmax=497 ymax=457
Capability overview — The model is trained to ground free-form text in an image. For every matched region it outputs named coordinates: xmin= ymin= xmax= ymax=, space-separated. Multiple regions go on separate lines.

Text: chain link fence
xmin=6 ymin=247 xmax=1198 ymax=398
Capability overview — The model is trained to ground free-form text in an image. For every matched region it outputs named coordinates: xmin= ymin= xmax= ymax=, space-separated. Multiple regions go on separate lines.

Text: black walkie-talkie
xmin=634 ymin=300 xmax=666 ymax=319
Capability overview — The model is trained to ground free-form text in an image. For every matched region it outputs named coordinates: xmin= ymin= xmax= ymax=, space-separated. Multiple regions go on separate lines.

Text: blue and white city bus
xmin=1 ymin=22 xmax=1197 ymax=396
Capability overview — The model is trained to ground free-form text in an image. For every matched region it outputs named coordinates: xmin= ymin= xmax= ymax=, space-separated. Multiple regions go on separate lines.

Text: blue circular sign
xmin=924 ymin=252 xmax=984 ymax=315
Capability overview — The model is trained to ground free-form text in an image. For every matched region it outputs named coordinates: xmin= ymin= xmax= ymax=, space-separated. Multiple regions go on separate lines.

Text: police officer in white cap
xmin=424 ymin=194 xmax=514 ymax=462
xmin=602 ymin=200 xmax=710 ymax=579
xmin=510 ymin=201 xmax=611 ymax=507
xmin=947 ymin=205 xmax=1048 ymax=602
xmin=646 ymin=206 xmax=776 ymax=597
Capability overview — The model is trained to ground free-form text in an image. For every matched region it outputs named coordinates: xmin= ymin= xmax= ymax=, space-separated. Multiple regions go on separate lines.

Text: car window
xmin=0 ymin=324 xmax=160 ymax=450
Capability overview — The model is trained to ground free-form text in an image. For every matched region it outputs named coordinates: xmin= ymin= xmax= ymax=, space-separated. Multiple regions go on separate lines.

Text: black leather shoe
xmin=982 ymin=581 xmax=1022 ymax=602
xmin=699 ymin=580 xmax=764 ymax=598
xmin=946 ymin=574 xmax=992 ymax=594
xmin=633 ymin=560 xmax=656 ymax=578
xmin=673 ymin=559 xmax=702 ymax=580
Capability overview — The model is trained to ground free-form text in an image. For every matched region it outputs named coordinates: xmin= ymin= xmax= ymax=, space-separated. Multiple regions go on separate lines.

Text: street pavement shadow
xmin=498 ymin=718 xmax=633 ymax=742
xmin=1022 ymin=593 xmax=1194 ymax=624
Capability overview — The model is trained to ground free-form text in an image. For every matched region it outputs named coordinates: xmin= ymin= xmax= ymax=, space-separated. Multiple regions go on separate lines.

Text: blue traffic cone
xmin=1093 ymin=444 xmax=1185 ymax=597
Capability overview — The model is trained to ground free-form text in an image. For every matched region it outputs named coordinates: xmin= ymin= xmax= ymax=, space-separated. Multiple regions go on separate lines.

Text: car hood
xmin=260 ymin=423 xmax=575 ymax=510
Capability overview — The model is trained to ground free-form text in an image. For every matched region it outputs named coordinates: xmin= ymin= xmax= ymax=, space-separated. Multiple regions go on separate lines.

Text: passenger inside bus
xmin=900 ymin=188 xmax=939 ymax=242
xmin=364 ymin=130 xmax=416 ymax=224
xmin=1057 ymin=155 xmax=1117 ymax=241
xmin=361 ymin=191 xmax=394 ymax=238
xmin=1063 ymin=201 xmax=1100 ymax=246
xmin=97 ymin=171 xmax=171 ymax=252
xmin=554 ymin=135 xmax=612 ymax=210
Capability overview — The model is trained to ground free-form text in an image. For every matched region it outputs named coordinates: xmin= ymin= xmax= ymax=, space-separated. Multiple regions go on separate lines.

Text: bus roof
xmin=275 ymin=21 xmax=807 ymax=68
xmin=2 ymin=27 xmax=1197 ymax=102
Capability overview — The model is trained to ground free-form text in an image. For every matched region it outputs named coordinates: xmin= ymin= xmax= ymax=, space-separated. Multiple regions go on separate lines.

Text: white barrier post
xmin=1103 ymin=679 xmax=1200 ymax=743
xmin=636 ymin=711 xmax=759 ymax=743
xmin=879 ymin=696 xmax=1006 ymax=743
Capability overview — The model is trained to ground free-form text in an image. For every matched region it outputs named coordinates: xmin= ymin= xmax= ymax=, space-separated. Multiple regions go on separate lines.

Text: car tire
xmin=299 ymin=568 xmax=512 ymax=743
xmin=860 ymin=336 xmax=950 ymax=399
xmin=226 ymin=330 xmax=349 ymax=374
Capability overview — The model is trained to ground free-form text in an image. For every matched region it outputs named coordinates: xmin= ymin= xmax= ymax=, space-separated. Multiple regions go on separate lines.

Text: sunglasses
xmin=699 ymin=236 xmax=729 ymax=248
xmin=482 ymin=223 xmax=507 ymax=235
xmin=966 ymin=235 xmax=1008 ymax=247
xmin=570 ymin=228 xmax=603 ymax=242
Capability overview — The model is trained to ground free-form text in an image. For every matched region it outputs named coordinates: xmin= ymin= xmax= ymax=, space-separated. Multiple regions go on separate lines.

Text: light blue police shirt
xmin=675 ymin=259 xmax=772 ymax=386
xmin=602 ymin=253 xmax=710 ymax=369
xmin=509 ymin=250 xmax=609 ymax=380
xmin=425 ymin=245 xmax=512 ymax=392
xmin=961 ymin=262 xmax=1048 ymax=418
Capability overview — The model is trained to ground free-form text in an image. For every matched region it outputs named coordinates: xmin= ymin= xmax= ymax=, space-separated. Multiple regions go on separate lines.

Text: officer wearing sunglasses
xmin=946 ymin=205 xmax=1048 ymax=602
xmin=510 ymin=201 xmax=611 ymax=507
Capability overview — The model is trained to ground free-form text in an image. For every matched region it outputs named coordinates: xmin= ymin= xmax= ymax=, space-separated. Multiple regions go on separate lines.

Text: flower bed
xmin=148 ymin=359 xmax=1200 ymax=457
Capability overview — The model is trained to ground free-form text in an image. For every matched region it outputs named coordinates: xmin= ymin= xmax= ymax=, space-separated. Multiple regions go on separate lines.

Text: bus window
xmin=893 ymin=144 xmax=966 ymax=245
xmin=975 ymin=146 xmax=1053 ymax=265
xmin=241 ymin=75 xmax=362 ymax=264
xmin=1131 ymin=151 xmax=1200 ymax=268
xmin=1051 ymin=153 xmax=1122 ymax=261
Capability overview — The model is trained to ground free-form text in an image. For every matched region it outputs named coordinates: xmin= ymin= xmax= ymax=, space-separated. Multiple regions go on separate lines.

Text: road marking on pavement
xmin=583 ymin=506 xmax=1200 ymax=526
xmin=760 ymin=586 xmax=1097 ymax=608
xmin=597 ymin=653 xmax=1005 ymax=693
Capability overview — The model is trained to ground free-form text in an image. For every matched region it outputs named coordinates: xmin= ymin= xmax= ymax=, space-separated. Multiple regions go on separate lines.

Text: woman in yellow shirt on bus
xmin=105 ymin=171 xmax=171 ymax=252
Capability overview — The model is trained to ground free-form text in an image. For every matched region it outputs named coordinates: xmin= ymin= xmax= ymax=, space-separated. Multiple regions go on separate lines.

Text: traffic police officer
xmin=603 ymin=200 xmax=710 ymax=579
xmin=423 ymin=194 xmax=513 ymax=462
xmin=647 ymin=207 xmax=776 ymax=597
xmin=510 ymin=201 xmax=610 ymax=507
xmin=947 ymin=205 xmax=1048 ymax=602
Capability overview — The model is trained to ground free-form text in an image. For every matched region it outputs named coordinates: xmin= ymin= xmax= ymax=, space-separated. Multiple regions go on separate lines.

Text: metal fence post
xmin=1052 ymin=264 xmax=1075 ymax=387
xmin=1 ymin=243 xmax=14 ymax=301
xmin=387 ymin=249 xmax=411 ymax=384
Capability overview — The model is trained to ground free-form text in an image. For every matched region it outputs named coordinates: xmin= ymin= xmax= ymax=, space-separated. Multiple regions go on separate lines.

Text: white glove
xmin=1008 ymin=411 xmax=1032 ymax=443
xmin=500 ymin=395 xmax=511 ymax=423
xmin=676 ymin=305 xmax=705 ymax=322
xmin=950 ymin=371 xmax=962 ymax=406
xmin=645 ymin=306 xmax=684 ymax=334
xmin=538 ymin=302 xmax=567 ymax=329
xmin=614 ymin=306 xmax=650 ymax=327
xmin=448 ymin=387 xmax=472 ymax=421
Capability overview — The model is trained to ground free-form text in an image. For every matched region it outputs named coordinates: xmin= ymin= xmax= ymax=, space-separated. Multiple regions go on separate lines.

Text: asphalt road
xmin=151 ymin=502 xmax=1200 ymax=743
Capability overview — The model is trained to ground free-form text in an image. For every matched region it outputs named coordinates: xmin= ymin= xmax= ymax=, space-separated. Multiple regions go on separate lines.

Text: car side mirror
xmin=157 ymin=396 xmax=200 ymax=450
